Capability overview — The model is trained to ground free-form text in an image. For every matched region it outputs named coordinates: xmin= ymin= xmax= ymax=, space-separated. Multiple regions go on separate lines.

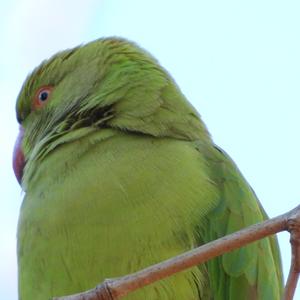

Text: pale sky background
xmin=0 ymin=0 xmax=299 ymax=299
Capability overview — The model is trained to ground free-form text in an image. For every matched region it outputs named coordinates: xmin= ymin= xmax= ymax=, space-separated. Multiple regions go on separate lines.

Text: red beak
xmin=13 ymin=126 xmax=25 ymax=184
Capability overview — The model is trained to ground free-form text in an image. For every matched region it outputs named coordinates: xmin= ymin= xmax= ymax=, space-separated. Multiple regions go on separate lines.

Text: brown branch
xmin=283 ymin=208 xmax=300 ymax=300
xmin=54 ymin=205 xmax=300 ymax=300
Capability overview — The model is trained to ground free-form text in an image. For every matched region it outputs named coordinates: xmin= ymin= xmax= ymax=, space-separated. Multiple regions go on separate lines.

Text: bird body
xmin=14 ymin=38 xmax=283 ymax=299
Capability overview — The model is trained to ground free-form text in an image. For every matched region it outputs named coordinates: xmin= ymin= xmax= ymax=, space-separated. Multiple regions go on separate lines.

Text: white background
xmin=0 ymin=1 xmax=299 ymax=299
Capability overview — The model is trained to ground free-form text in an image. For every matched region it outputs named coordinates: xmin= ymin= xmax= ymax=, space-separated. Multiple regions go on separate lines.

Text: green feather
xmin=16 ymin=37 xmax=283 ymax=299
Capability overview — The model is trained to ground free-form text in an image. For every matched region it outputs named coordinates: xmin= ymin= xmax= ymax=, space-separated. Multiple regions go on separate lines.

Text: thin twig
xmin=53 ymin=283 xmax=113 ymax=300
xmin=54 ymin=205 xmax=300 ymax=300
xmin=283 ymin=208 xmax=300 ymax=300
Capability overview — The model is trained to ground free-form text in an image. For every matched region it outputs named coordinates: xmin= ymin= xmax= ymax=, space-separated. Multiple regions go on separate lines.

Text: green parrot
xmin=13 ymin=38 xmax=283 ymax=300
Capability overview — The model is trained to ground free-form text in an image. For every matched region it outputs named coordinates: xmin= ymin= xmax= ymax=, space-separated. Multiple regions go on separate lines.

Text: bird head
xmin=13 ymin=38 xmax=210 ymax=186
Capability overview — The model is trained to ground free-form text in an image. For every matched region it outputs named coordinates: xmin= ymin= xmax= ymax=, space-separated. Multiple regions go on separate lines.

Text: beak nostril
xmin=13 ymin=126 xmax=25 ymax=184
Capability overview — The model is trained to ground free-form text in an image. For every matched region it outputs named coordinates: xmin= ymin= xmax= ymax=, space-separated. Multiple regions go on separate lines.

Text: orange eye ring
xmin=33 ymin=86 xmax=53 ymax=109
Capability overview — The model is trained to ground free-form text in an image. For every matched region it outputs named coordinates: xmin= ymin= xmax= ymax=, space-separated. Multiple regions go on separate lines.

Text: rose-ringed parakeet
xmin=13 ymin=38 xmax=283 ymax=300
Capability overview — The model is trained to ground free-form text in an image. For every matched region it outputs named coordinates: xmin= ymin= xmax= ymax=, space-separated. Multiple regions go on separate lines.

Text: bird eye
xmin=39 ymin=91 xmax=49 ymax=101
xmin=33 ymin=86 xmax=53 ymax=109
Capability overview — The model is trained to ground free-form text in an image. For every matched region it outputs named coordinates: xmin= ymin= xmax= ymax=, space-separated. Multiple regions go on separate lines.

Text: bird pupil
xmin=39 ymin=91 xmax=48 ymax=101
